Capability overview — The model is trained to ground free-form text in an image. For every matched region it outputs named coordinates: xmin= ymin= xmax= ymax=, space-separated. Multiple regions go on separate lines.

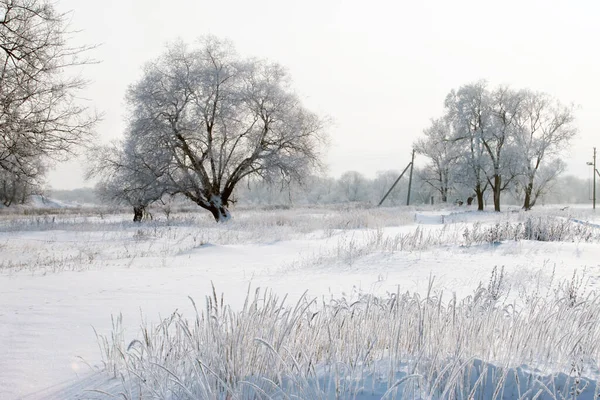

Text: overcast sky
xmin=49 ymin=0 xmax=600 ymax=190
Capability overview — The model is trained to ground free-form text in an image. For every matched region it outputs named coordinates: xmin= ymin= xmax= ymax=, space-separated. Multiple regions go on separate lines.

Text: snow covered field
xmin=1 ymin=205 xmax=600 ymax=399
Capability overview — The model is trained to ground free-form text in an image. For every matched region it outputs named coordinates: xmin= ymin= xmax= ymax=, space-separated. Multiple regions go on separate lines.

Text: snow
xmin=1 ymin=206 xmax=599 ymax=399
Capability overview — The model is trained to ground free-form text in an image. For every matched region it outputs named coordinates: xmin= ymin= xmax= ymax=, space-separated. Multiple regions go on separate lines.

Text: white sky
xmin=49 ymin=0 xmax=600 ymax=189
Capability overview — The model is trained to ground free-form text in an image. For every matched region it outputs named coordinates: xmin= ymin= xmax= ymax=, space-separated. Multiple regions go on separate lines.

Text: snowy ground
xmin=1 ymin=205 xmax=599 ymax=399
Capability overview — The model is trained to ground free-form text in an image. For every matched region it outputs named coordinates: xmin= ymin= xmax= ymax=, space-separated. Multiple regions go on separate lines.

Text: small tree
xmin=0 ymin=0 xmax=97 ymax=202
xmin=88 ymin=139 xmax=170 ymax=222
xmin=122 ymin=37 xmax=326 ymax=221
xmin=414 ymin=118 xmax=460 ymax=203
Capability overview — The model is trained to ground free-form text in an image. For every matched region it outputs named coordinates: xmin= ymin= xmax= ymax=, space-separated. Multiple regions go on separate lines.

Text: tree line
xmin=45 ymin=171 xmax=595 ymax=211
xmin=234 ymin=170 xmax=592 ymax=208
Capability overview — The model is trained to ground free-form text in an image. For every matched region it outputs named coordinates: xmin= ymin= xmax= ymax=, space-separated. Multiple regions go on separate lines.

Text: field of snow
xmin=1 ymin=205 xmax=600 ymax=399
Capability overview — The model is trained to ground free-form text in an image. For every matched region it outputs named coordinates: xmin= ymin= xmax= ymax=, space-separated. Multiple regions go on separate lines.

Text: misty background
xmin=47 ymin=0 xmax=600 ymax=191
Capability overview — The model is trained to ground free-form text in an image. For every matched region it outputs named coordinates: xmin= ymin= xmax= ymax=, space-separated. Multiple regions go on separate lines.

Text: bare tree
xmin=482 ymin=86 xmax=523 ymax=212
xmin=513 ymin=91 xmax=576 ymax=210
xmin=414 ymin=118 xmax=460 ymax=203
xmin=122 ymin=37 xmax=326 ymax=222
xmin=0 ymin=0 xmax=97 ymax=203
xmin=444 ymin=81 xmax=490 ymax=210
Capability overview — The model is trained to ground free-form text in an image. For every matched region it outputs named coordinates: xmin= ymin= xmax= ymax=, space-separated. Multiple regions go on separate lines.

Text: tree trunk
xmin=475 ymin=183 xmax=485 ymax=211
xmin=133 ymin=205 xmax=145 ymax=222
xmin=205 ymin=194 xmax=231 ymax=223
xmin=522 ymin=180 xmax=534 ymax=210
xmin=441 ymin=171 xmax=449 ymax=203
xmin=493 ymin=174 xmax=501 ymax=212
xmin=208 ymin=204 xmax=231 ymax=222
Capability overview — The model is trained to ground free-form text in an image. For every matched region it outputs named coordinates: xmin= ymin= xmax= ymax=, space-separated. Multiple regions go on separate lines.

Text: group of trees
xmin=88 ymin=37 xmax=326 ymax=222
xmin=239 ymin=170 xmax=415 ymax=206
xmin=1 ymin=0 xmax=581 ymax=220
xmin=0 ymin=0 xmax=96 ymax=206
xmin=237 ymin=170 xmax=596 ymax=208
xmin=415 ymin=81 xmax=577 ymax=211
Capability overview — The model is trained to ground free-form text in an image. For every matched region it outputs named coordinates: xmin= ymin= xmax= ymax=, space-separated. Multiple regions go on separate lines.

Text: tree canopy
xmin=92 ymin=37 xmax=327 ymax=221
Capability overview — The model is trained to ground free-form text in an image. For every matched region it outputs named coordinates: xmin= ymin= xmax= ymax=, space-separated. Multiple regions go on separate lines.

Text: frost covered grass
xmin=0 ymin=205 xmax=415 ymax=236
xmin=0 ymin=204 xmax=415 ymax=232
xmin=0 ymin=206 xmax=416 ymax=273
xmin=95 ymin=275 xmax=600 ymax=399
xmin=1 ymin=205 xmax=598 ymax=274
xmin=290 ymin=216 xmax=600 ymax=271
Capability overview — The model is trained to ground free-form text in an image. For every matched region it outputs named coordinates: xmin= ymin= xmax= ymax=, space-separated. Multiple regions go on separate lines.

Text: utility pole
xmin=406 ymin=148 xmax=415 ymax=206
xmin=589 ymin=147 xmax=598 ymax=210
xmin=594 ymin=147 xmax=597 ymax=210
xmin=378 ymin=149 xmax=415 ymax=207
xmin=378 ymin=163 xmax=411 ymax=207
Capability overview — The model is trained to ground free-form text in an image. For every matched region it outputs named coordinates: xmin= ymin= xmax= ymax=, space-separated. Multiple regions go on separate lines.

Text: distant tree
xmin=541 ymin=174 xmax=590 ymax=204
xmin=49 ymin=188 xmax=100 ymax=205
xmin=232 ymin=171 xmax=438 ymax=207
xmin=234 ymin=174 xmax=338 ymax=206
xmin=304 ymin=175 xmax=338 ymax=204
xmin=414 ymin=118 xmax=460 ymax=203
xmin=121 ymin=37 xmax=326 ymax=222
xmin=0 ymin=0 xmax=97 ymax=204
xmin=372 ymin=170 xmax=405 ymax=205
xmin=512 ymin=91 xmax=576 ymax=210
xmin=338 ymin=171 xmax=367 ymax=202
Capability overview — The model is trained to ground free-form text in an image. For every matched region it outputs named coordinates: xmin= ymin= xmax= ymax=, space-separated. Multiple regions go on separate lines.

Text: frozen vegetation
xmin=0 ymin=1 xmax=597 ymax=399
xmin=1 ymin=204 xmax=600 ymax=399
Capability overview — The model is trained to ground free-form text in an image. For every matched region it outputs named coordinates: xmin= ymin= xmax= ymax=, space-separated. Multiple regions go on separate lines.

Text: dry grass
xmin=95 ymin=276 xmax=600 ymax=399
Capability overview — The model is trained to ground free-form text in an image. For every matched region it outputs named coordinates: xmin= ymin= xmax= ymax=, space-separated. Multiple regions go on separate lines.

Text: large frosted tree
xmin=119 ymin=37 xmax=326 ymax=221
